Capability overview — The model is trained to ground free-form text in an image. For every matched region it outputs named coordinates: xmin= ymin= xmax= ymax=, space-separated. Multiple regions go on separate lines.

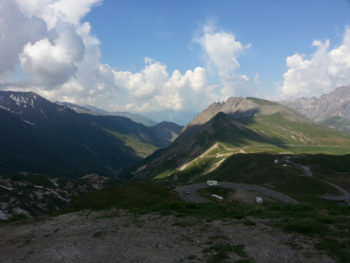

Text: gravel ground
xmin=0 ymin=210 xmax=334 ymax=263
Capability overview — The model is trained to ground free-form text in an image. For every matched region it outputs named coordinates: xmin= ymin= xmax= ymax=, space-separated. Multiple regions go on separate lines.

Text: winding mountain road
xmin=176 ymin=157 xmax=350 ymax=204
xmin=281 ymin=157 xmax=350 ymax=202
xmin=282 ymin=156 xmax=312 ymax=176
xmin=176 ymin=182 xmax=299 ymax=204
xmin=322 ymin=181 xmax=350 ymax=201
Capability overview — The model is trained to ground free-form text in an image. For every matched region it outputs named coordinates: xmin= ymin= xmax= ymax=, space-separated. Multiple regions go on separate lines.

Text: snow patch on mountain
xmin=9 ymin=94 xmax=36 ymax=108
xmin=22 ymin=119 xmax=35 ymax=126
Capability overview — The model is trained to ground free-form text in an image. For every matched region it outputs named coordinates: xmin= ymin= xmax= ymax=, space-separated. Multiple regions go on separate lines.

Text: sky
xmin=1 ymin=0 xmax=350 ymax=115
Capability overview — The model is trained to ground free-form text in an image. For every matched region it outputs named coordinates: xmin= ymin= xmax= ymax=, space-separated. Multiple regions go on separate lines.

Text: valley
xmin=2 ymin=91 xmax=350 ymax=262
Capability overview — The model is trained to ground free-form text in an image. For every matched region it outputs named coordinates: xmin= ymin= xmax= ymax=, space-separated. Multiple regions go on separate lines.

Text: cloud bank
xmin=0 ymin=0 xmax=256 ymax=112
xmin=280 ymin=27 xmax=350 ymax=99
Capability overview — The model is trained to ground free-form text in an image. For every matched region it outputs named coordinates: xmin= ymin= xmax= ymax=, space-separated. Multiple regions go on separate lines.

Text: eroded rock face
xmin=282 ymin=86 xmax=350 ymax=122
xmin=185 ymin=96 xmax=309 ymax=132
xmin=187 ymin=97 xmax=259 ymax=127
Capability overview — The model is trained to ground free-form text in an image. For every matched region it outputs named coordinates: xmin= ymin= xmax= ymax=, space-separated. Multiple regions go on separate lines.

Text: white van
xmin=207 ymin=180 xmax=218 ymax=186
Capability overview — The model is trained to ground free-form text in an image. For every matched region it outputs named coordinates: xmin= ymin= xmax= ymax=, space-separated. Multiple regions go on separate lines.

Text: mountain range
xmin=2 ymin=89 xmax=350 ymax=183
xmin=123 ymin=96 xmax=350 ymax=183
xmin=56 ymin=101 xmax=157 ymax=126
xmin=0 ymin=91 xmax=182 ymax=177
xmin=2 ymin=89 xmax=350 ymax=221
xmin=281 ymin=86 xmax=350 ymax=132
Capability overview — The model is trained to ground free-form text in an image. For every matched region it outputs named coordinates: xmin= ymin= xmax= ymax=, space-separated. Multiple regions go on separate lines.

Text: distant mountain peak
xmin=0 ymin=90 xmax=73 ymax=123
xmin=124 ymin=96 xmax=350 ymax=182
xmin=186 ymin=96 xmax=308 ymax=132
xmin=0 ymin=91 xmax=41 ymax=111
xmin=281 ymin=86 xmax=350 ymax=131
xmin=187 ymin=97 xmax=258 ymax=128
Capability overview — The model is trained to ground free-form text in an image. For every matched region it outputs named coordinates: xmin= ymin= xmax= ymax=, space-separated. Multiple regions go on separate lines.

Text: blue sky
xmin=1 ymin=0 xmax=350 ymax=118
xmin=85 ymin=0 xmax=350 ymax=95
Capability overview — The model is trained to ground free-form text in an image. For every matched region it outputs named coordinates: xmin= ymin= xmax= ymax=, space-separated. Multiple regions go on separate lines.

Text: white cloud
xmin=280 ymin=27 xmax=350 ymax=99
xmin=197 ymin=24 xmax=254 ymax=98
xmin=110 ymin=59 xmax=208 ymax=112
xmin=19 ymin=27 xmax=84 ymax=87
xmin=0 ymin=0 xmax=110 ymax=103
xmin=15 ymin=0 xmax=102 ymax=30
xmin=0 ymin=2 xmax=255 ymax=114
xmin=0 ymin=0 xmax=46 ymax=81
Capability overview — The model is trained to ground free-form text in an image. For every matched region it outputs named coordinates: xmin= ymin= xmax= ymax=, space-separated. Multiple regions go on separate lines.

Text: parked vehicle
xmin=207 ymin=180 xmax=218 ymax=186
xmin=255 ymin=196 xmax=263 ymax=204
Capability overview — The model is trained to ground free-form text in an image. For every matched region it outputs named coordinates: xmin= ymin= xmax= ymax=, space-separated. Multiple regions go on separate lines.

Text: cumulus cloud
xmin=0 ymin=0 xmax=115 ymax=103
xmin=197 ymin=24 xmax=254 ymax=99
xmin=280 ymin=27 xmax=350 ymax=99
xmin=0 ymin=1 xmax=255 ymax=113
xmin=0 ymin=0 xmax=46 ymax=81
xmin=103 ymin=59 xmax=208 ymax=112
xmin=15 ymin=0 xmax=102 ymax=30
xmin=19 ymin=27 xmax=85 ymax=87
xmin=0 ymin=0 xmax=100 ymax=88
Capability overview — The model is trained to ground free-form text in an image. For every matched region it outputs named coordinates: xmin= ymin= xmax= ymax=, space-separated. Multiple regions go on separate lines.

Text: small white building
xmin=207 ymin=180 xmax=218 ymax=186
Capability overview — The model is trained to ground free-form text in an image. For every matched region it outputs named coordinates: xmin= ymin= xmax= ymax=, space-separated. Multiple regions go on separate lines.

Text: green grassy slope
xmin=123 ymin=97 xmax=350 ymax=193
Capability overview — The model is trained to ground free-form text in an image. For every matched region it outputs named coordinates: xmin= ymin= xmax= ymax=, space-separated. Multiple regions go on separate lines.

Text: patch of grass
xmin=208 ymin=234 xmax=229 ymax=241
xmin=0 ymin=214 xmax=28 ymax=225
xmin=283 ymin=219 xmax=328 ymax=236
xmin=131 ymin=215 xmax=146 ymax=227
xmin=103 ymin=128 xmax=158 ymax=158
xmin=204 ymin=243 xmax=248 ymax=263
xmin=155 ymin=169 xmax=176 ymax=179
xmin=95 ymin=210 xmax=120 ymax=219
xmin=61 ymin=182 xmax=178 ymax=213
xmin=203 ymin=243 xmax=235 ymax=263
xmin=243 ymin=220 xmax=256 ymax=226
xmin=92 ymin=231 xmax=104 ymax=238
xmin=232 ymin=244 xmax=247 ymax=257
xmin=172 ymin=219 xmax=198 ymax=227
xmin=234 ymin=259 xmax=254 ymax=263
xmin=316 ymin=239 xmax=350 ymax=263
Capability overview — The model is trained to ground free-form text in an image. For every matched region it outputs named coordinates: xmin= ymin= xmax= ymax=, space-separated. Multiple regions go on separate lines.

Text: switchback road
xmin=176 ymin=182 xmax=299 ymax=204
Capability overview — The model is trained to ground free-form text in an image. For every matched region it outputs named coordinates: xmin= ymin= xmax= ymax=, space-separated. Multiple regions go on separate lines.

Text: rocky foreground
xmin=0 ymin=210 xmax=334 ymax=263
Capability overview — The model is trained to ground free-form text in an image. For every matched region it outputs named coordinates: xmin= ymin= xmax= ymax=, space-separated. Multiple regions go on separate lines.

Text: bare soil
xmin=0 ymin=210 xmax=334 ymax=263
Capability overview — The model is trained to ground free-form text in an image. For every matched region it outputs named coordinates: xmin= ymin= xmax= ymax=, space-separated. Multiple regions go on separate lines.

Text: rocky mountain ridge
xmin=281 ymin=86 xmax=350 ymax=131
xmin=124 ymin=96 xmax=350 ymax=182
xmin=56 ymin=101 xmax=157 ymax=126
xmin=0 ymin=91 xmax=181 ymax=176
